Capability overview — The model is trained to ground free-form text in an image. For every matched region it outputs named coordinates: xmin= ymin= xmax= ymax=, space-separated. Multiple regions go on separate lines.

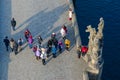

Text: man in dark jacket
xmin=11 ymin=18 xmax=16 ymax=31
xmin=3 ymin=36 xmax=10 ymax=51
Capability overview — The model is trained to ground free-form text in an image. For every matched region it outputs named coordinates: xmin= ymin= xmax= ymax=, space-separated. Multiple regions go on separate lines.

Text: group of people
xmin=31 ymin=25 xmax=71 ymax=65
xmin=3 ymin=36 xmax=23 ymax=55
xmin=3 ymin=6 xmax=88 ymax=66
xmin=3 ymin=24 xmax=71 ymax=65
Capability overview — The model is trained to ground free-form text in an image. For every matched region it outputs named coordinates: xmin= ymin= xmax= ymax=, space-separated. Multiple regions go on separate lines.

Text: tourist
xmin=63 ymin=25 xmax=67 ymax=34
xmin=10 ymin=38 xmax=15 ymax=52
xmin=18 ymin=38 xmax=23 ymax=52
xmin=13 ymin=41 xmax=18 ymax=55
xmin=77 ymin=45 xmax=82 ymax=58
xmin=24 ymin=29 xmax=31 ymax=41
xmin=52 ymin=37 xmax=58 ymax=49
xmin=51 ymin=32 xmax=56 ymax=39
xmin=28 ymin=35 xmax=33 ymax=49
xmin=47 ymin=39 xmax=52 ymax=55
xmin=11 ymin=18 xmax=16 ymax=31
xmin=60 ymin=26 xmax=66 ymax=40
xmin=41 ymin=48 xmax=47 ymax=65
xmin=58 ymin=41 xmax=63 ymax=53
xmin=3 ymin=36 xmax=10 ymax=51
xmin=65 ymin=39 xmax=70 ymax=51
xmin=37 ymin=35 xmax=43 ymax=47
xmin=81 ymin=46 xmax=88 ymax=56
xmin=68 ymin=8 xmax=73 ymax=21
xmin=52 ymin=45 xmax=57 ymax=58
xmin=35 ymin=47 xmax=41 ymax=60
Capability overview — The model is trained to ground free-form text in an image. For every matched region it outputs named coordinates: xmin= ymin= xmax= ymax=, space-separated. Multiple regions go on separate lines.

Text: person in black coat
xmin=3 ymin=36 xmax=10 ymax=51
xmin=11 ymin=18 xmax=16 ymax=31
xmin=13 ymin=41 xmax=18 ymax=55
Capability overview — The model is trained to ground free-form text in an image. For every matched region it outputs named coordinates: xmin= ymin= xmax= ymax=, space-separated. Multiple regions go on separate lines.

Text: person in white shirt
xmin=41 ymin=48 xmax=47 ymax=65
xmin=60 ymin=27 xmax=66 ymax=40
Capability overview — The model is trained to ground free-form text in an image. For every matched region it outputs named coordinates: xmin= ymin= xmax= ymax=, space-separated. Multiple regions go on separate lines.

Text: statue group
xmin=85 ymin=17 xmax=104 ymax=74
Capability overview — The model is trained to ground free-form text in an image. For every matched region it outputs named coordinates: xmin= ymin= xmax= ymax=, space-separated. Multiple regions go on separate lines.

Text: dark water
xmin=75 ymin=0 xmax=120 ymax=80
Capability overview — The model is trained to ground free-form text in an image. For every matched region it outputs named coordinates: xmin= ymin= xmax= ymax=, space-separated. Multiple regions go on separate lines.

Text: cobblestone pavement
xmin=0 ymin=0 xmax=87 ymax=80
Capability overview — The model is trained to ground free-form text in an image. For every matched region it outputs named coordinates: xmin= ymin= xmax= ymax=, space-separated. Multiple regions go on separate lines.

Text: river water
xmin=75 ymin=0 xmax=120 ymax=80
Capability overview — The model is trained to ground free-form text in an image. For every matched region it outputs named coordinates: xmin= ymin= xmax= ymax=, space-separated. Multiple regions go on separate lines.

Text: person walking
xmin=65 ymin=39 xmax=70 ymax=51
xmin=3 ymin=36 xmax=10 ymax=51
xmin=11 ymin=18 xmax=16 ymax=31
xmin=18 ymin=38 xmax=23 ymax=52
xmin=41 ymin=48 xmax=47 ymax=65
xmin=10 ymin=38 xmax=15 ymax=52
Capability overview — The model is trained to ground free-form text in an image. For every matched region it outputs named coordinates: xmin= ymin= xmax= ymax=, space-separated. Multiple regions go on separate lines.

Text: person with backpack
xmin=11 ymin=18 xmax=16 ymax=31
xmin=3 ymin=36 xmax=10 ymax=51
xmin=18 ymin=38 xmax=23 ymax=52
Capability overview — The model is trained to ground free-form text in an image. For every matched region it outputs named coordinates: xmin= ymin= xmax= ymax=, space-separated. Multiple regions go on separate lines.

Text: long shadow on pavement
xmin=0 ymin=0 xmax=11 ymax=80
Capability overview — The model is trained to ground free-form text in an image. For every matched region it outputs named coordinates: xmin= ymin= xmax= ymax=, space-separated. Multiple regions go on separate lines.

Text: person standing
xmin=37 ymin=35 xmax=43 ymax=47
xmin=63 ymin=25 xmax=67 ymax=34
xmin=60 ymin=27 xmax=66 ymax=40
xmin=58 ymin=41 xmax=63 ymax=53
xmin=65 ymin=39 xmax=70 ymax=51
xmin=68 ymin=8 xmax=73 ymax=21
xmin=11 ymin=18 xmax=16 ymax=31
xmin=3 ymin=36 xmax=10 ymax=51
xmin=41 ymin=48 xmax=47 ymax=65
xmin=10 ymin=38 xmax=15 ymax=52
xmin=35 ymin=47 xmax=41 ymax=60
xmin=28 ymin=36 xmax=33 ymax=49
xmin=18 ymin=38 xmax=23 ymax=52
xmin=52 ymin=45 xmax=57 ymax=58
xmin=47 ymin=39 xmax=52 ymax=55
xmin=77 ymin=45 xmax=82 ymax=58
xmin=13 ymin=41 xmax=18 ymax=55
xmin=24 ymin=29 xmax=31 ymax=41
